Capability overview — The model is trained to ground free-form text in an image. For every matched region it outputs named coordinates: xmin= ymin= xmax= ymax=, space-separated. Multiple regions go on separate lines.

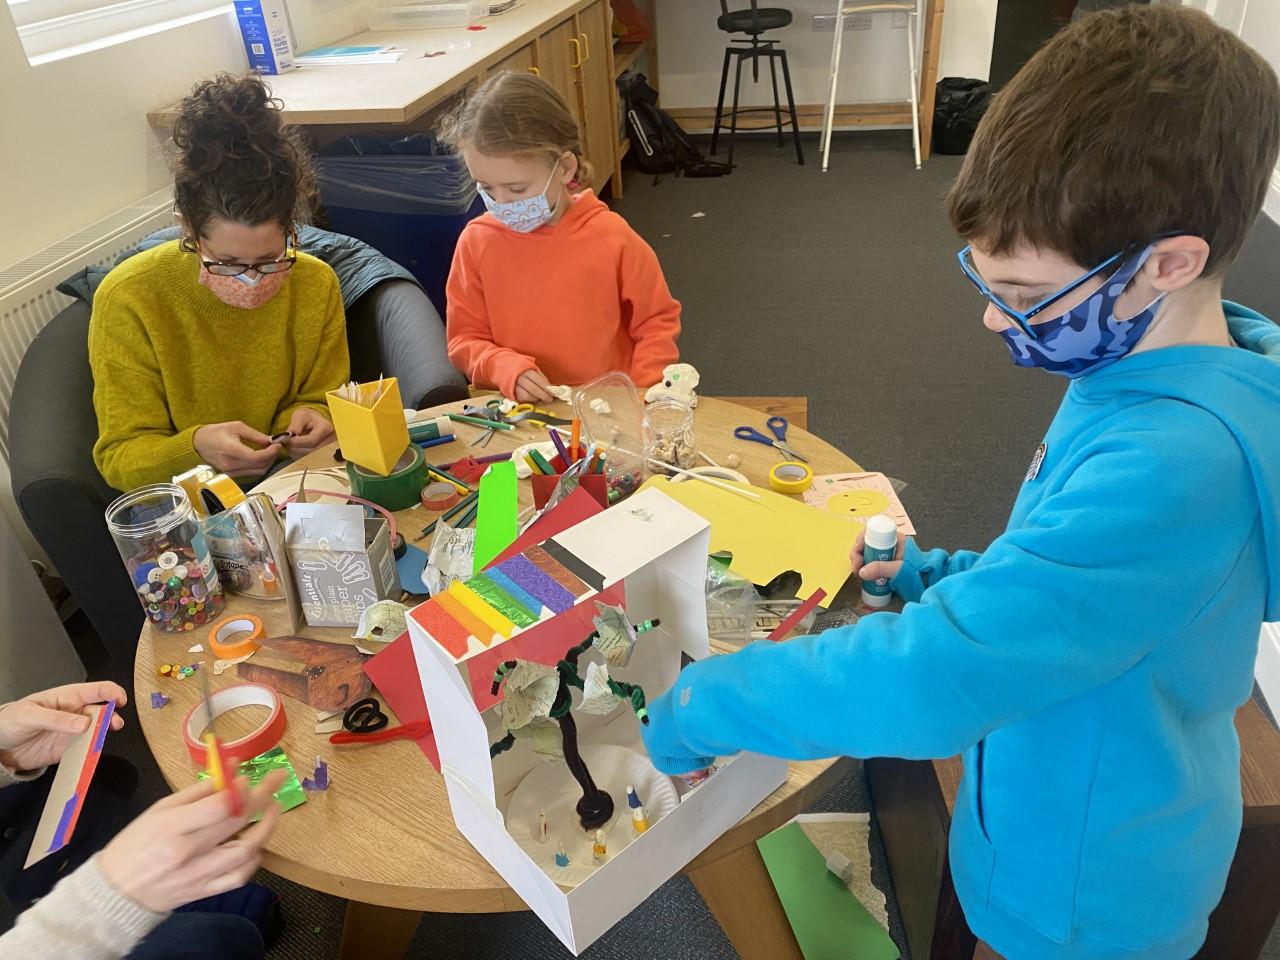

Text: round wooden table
xmin=135 ymin=396 xmax=859 ymax=960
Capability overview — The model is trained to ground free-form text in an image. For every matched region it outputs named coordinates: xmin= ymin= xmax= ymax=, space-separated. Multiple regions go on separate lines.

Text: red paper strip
xmin=766 ymin=589 xmax=829 ymax=642
xmin=412 ymin=599 xmax=471 ymax=659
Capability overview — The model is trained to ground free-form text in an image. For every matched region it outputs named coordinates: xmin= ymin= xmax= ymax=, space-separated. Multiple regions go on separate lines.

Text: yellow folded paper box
xmin=325 ymin=378 xmax=410 ymax=477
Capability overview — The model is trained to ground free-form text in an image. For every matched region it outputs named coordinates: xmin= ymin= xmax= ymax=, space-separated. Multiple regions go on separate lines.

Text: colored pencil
xmin=415 ymin=435 xmax=455 ymax=450
xmin=586 ymin=448 xmax=602 ymax=474
xmin=440 ymin=450 xmax=514 ymax=471
xmin=570 ymin=418 xmax=581 ymax=461
xmin=414 ymin=491 xmax=478 ymax=541
xmin=448 ymin=412 xmax=514 ymax=431
xmin=529 ymin=449 xmax=556 ymax=476
xmin=548 ymin=427 xmax=571 ymax=465
xmin=456 ymin=501 xmax=480 ymax=527
xmin=524 ymin=453 xmax=543 ymax=476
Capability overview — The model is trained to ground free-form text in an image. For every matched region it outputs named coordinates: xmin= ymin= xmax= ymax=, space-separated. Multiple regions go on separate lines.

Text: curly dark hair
xmin=171 ymin=73 xmax=316 ymax=238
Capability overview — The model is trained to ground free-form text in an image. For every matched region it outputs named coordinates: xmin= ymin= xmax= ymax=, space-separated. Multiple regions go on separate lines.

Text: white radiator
xmin=0 ymin=186 xmax=176 ymax=561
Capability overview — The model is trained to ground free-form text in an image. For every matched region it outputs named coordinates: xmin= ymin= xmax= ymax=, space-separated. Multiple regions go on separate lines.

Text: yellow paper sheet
xmin=641 ymin=477 xmax=860 ymax=598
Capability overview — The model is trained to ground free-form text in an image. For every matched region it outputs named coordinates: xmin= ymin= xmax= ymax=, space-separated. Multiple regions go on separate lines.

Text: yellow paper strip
xmin=449 ymin=581 xmax=517 ymax=640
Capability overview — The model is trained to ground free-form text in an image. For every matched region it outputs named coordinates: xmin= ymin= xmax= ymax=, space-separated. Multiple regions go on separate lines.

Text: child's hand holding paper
xmin=0 ymin=682 xmax=127 ymax=772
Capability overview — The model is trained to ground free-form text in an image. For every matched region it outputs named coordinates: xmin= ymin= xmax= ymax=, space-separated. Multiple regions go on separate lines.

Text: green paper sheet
xmin=757 ymin=822 xmax=899 ymax=960
xmin=474 ymin=460 xmax=518 ymax=573
xmin=197 ymin=746 xmax=307 ymax=815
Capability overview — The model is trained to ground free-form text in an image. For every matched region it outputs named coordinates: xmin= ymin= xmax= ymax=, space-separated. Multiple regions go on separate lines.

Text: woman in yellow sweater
xmin=90 ymin=74 xmax=349 ymax=492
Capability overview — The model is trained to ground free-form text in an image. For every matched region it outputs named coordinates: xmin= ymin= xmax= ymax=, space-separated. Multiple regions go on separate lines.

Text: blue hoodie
xmin=642 ymin=303 xmax=1280 ymax=959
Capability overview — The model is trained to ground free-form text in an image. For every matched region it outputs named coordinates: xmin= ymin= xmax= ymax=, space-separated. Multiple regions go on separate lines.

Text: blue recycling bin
xmin=316 ymin=135 xmax=482 ymax=313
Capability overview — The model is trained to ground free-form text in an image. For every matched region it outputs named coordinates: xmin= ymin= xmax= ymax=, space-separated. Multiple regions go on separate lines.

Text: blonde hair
xmin=439 ymin=72 xmax=593 ymax=188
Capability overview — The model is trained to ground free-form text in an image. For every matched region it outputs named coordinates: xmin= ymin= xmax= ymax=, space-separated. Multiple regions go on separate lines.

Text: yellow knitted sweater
xmin=89 ymin=241 xmax=349 ymax=491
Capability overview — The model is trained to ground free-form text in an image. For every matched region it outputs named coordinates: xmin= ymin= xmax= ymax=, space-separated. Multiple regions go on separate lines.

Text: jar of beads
xmin=106 ymin=483 xmax=226 ymax=633
xmin=643 ymin=398 xmax=697 ymax=471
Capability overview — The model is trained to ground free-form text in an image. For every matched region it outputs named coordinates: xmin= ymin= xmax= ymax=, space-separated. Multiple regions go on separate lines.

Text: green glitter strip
xmin=197 ymin=745 xmax=307 ymax=815
xmin=467 ymin=573 xmax=539 ymax=628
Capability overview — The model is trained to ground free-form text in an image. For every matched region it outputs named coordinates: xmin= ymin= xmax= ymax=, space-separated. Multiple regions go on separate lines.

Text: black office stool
xmin=713 ymin=2 xmax=804 ymax=168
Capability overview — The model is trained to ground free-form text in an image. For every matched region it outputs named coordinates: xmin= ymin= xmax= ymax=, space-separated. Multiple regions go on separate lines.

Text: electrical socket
xmin=812 ymin=14 xmax=835 ymax=31
xmin=891 ymin=11 xmax=908 ymax=29
xmin=846 ymin=14 xmax=873 ymax=31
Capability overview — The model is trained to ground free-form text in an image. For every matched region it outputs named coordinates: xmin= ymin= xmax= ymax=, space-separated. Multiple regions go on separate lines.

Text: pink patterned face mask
xmin=198 ymin=266 xmax=288 ymax=309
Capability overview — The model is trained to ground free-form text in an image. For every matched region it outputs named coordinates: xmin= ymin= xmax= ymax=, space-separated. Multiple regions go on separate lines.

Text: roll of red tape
xmin=208 ymin=615 xmax=264 ymax=660
xmin=183 ymin=683 xmax=286 ymax=766
xmin=420 ymin=481 xmax=460 ymax=511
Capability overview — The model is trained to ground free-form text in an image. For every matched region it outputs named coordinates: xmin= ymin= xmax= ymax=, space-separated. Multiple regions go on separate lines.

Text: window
xmin=7 ymin=0 xmax=232 ymax=66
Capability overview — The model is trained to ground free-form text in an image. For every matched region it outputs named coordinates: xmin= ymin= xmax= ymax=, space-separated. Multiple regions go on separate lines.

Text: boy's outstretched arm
xmin=644 ymin=407 xmax=1255 ymax=773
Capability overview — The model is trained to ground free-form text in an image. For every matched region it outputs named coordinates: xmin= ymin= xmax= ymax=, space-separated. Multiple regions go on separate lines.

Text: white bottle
xmin=860 ymin=514 xmax=899 ymax=609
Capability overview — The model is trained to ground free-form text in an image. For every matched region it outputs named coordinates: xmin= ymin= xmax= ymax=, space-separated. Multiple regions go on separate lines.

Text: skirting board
xmin=1257 ymin=622 xmax=1280 ymax=717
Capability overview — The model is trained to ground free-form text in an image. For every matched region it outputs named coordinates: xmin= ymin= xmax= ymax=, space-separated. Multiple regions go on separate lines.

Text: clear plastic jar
xmin=105 ymin=483 xmax=225 ymax=633
xmin=643 ymin=398 xmax=697 ymax=471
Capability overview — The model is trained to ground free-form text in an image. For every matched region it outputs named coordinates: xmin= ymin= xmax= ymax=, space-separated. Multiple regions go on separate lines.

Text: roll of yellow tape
xmin=769 ymin=461 xmax=814 ymax=495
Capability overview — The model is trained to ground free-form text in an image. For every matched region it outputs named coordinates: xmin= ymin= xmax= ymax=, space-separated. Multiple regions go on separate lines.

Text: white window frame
xmin=7 ymin=0 xmax=233 ymax=66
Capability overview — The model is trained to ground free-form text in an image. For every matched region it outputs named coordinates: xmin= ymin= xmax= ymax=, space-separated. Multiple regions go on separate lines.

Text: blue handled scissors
xmin=734 ymin=416 xmax=808 ymax=462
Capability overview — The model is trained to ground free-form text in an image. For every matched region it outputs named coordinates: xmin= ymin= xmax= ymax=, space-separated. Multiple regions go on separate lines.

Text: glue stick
xmin=860 ymin=515 xmax=899 ymax=609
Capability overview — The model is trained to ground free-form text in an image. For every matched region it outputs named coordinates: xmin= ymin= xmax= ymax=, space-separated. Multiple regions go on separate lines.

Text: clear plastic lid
xmin=572 ymin=371 xmax=646 ymax=458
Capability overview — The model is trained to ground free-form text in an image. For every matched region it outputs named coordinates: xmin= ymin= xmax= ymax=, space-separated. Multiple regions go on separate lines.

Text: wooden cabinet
xmin=574 ymin=0 xmax=618 ymax=189
xmin=537 ymin=18 xmax=585 ymax=129
xmin=491 ymin=43 xmax=536 ymax=77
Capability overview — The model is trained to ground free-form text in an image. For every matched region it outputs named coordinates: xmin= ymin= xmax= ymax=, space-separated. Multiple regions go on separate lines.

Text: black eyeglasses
xmin=181 ymin=233 xmax=297 ymax=277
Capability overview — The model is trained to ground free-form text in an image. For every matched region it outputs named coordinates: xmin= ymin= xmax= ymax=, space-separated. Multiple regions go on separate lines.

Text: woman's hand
xmin=851 ymin=529 xmax=906 ymax=584
xmin=0 ymin=682 xmax=127 ymax=772
xmin=194 ymin=422 xmax=281 ymax=477
xmin=99 ymin=773 xmax=286 ymax=914
xmin=280 ymin=407 xmax=336 ymax=459
xmin=514 ymin=369 xmax=556 ymax=404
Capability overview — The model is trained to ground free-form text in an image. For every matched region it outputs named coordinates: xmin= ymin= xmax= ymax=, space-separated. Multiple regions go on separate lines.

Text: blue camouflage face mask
xmin=997 ymin=246 xmax=1164 ymax=379
xmin=478 ymin=163 xmax=562 ymax=234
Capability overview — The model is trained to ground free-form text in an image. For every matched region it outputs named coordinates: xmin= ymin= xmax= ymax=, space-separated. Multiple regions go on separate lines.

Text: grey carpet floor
xmin=25 ymin=130 xmax=1280 ymax=959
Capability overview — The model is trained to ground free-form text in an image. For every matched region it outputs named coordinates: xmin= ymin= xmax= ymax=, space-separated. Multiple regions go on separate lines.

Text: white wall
xmin=0 ymin=0 xmax=370 ymax=271
xmin=1235 ymin=2 xmax=1280 ymax=224
xmin=655 ymin=0 xmax=997 ymax=110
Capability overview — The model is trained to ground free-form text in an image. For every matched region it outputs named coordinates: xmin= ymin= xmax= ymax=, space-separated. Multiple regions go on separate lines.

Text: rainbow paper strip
xmin=495 ymin=554 xmax=578 ymax=614
xmin=526 ymin=544 xmax=590 ymax=598
xmin=26 ymin=700 xmax=115 ymax=868
xmin=436 ymin=590 xmax=499 ymax=648
xmin=483 ymin=567 xmax=546 ymax=620
xmin=414 ymin=599 xmax=474 ymax=659
xmin=467 ymin=573 xmax=539 ymax=628
xmin=449 ymin=581 xmax=517 ymax=639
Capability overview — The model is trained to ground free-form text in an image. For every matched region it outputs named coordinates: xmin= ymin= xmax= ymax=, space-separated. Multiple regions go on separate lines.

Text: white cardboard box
xmin=409 ymin=488 xmax=788 ymax=954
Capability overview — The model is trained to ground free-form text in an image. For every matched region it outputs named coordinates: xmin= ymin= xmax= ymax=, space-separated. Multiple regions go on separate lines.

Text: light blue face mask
xmin=478 ymin=164 xmax=562 ymax=234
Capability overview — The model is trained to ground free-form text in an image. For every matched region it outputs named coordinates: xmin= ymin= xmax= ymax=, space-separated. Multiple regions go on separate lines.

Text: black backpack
xmin=618 ymin=73 xmax=730 ymax=181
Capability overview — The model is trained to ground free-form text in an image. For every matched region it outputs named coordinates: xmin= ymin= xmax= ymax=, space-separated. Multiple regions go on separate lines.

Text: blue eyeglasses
xmin=956 ymin=245 xmax=1124 ymax=339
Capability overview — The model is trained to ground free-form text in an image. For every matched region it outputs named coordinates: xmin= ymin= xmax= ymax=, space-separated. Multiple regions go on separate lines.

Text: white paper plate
xmin=506 ymin=744 xmax=678 ymax=888
xmin=250 ymin=468 xmax=350 ymax=507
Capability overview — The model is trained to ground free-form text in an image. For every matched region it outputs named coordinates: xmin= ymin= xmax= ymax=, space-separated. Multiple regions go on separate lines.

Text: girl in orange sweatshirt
xmin=440 ymin=72 xmax=681 ymax=403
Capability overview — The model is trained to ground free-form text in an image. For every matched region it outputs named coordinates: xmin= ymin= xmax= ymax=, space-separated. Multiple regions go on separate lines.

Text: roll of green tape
xmin=346 ymin=444 xmax=428 ymax=512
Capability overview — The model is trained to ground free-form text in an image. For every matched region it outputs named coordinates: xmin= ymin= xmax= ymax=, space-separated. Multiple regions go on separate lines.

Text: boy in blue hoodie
xmin=642 ymin=7 xmax=1280 ymax=959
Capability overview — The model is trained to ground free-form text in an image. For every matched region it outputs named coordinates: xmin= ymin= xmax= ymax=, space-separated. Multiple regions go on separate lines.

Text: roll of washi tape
xmin=420 ymin=481 xmax=460 ymax=511
xmin=183 ymin=683 xmax=286 ymax=766
xmin=346 ymin=444 xmax=429 ymax=512
xmin=769 ymin=461 xmax=815 ymax=495
xmin=670 ymin=465 xmax=750 ymax=486
xmin=208 ymin=614 xmax=264 ymax=660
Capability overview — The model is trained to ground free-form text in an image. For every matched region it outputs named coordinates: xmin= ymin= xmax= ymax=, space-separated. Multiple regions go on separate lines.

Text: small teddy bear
xmin=644 ymin=363 xmax=700 ymax=407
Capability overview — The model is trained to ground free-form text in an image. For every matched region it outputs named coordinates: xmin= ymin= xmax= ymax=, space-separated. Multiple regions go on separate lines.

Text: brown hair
xmin=438 ymin=71 xmax=593 ymax=187
xmin=948 ymin=6 xmax=1280 ymax=275
xmin=171 ymin=73 xmax=316 ymax=238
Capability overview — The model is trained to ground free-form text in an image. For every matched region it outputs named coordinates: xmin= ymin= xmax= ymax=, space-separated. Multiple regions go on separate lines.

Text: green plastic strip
xmin=473 ymin=460 xmax=518 ymax=574
xmin=468 ymin=573 xmax=539 ymax=628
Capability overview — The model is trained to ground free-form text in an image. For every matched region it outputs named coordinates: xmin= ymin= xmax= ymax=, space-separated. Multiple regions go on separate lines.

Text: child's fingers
xmin=859 ymin=560 xmax=902 ymax=582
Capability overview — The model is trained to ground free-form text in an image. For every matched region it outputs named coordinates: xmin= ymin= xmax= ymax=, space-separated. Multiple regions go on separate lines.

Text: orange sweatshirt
xmin=446 ymin=190 xmax=681 ymax=398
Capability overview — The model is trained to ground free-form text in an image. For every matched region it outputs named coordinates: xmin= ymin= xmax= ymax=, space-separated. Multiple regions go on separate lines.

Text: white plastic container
xmin=860 ymin=514 xmax=899 ymax=609
xmin=368 ymin=0 xmax=486 ymax=30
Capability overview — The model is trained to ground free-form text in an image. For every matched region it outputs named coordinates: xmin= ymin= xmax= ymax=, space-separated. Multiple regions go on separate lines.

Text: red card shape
xmin=363 ymin=631 xmax=440 ymax=770
xmin=487 ymin=486 xmax=605 ymax=569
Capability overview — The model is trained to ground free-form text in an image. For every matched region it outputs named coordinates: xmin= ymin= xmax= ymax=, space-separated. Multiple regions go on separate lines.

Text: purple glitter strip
xmin=48 ymin=795 xmax=78 ymax=853
xmin=496 ymin=555 xmax=577 ymax=614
